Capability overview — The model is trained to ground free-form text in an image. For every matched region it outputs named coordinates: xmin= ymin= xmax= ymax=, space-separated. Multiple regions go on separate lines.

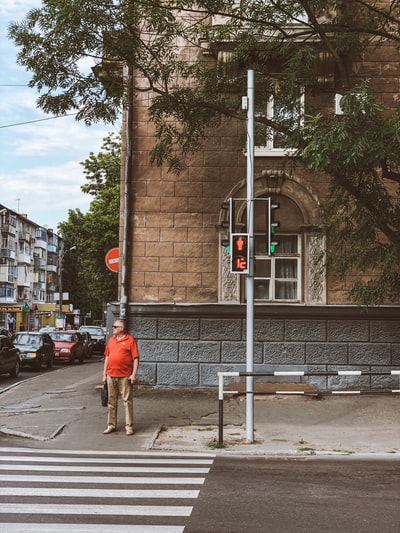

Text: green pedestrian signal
xmin=267 ymin=197 xmax=280 ymax=256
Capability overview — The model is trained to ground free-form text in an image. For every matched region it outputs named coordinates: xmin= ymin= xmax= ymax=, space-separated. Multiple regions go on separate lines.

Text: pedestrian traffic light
xmin=231 ymin=233 xmax=249 ymax=273
xmin=267 ymin=197 xmax=280 ymax=255
xmin=221 ymin=198 xmax=235 ymax=253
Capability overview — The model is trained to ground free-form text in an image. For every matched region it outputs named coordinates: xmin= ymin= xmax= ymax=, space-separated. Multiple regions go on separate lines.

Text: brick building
xmin=107 ymin=2 xmax=400 ymax=389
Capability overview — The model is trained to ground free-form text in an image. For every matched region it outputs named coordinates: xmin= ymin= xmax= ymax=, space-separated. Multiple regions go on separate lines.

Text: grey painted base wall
xmin=106 ymin=303 xmax=400 ymax=391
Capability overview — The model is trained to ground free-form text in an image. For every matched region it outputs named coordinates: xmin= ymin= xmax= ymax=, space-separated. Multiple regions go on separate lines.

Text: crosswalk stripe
xmin=0 ymin=447 xmax=216 ymax=457
xmin=0 ymin=503 xmax=193 ymax=516
xmin=0 ymin=464 xmax=209 ymax=473
xmin=1 ymin=487 xmax=200 ymax=498
xmin=0 ymin=525 xmax=184 ymax=533
xmin=0 ymin=455 xmax=213 ymax=465
xmin=0 ymin=448 xmax=215 ymax=530
xmin=0 ymin=474 xmax=206 ymax=484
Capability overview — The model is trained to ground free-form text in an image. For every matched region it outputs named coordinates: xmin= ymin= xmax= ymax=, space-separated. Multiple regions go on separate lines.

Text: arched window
xmin=219 ymin=172 xmax=325 ymax=304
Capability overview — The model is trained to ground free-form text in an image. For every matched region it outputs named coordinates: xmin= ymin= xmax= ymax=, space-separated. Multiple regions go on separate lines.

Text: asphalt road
xmin=0 ymin=354 xmax=103 ymax=390
xmin=1 ymin=362 xmax=399 ymax=532
xmin=1 ymin=450 xmax=398 ymax=532
xmin=185 ymin=456 xmax=400 ymax=533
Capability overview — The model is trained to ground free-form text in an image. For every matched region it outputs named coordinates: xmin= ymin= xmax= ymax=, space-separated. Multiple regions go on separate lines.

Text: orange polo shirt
xmin=104 ymin=333 xmax=139 ymax=378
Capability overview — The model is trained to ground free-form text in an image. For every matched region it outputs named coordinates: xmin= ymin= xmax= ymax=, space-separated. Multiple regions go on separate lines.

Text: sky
xmin=0 ymin=0 xmax=119 ymax=231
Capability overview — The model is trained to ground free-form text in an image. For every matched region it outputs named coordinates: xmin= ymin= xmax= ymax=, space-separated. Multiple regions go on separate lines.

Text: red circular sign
xmin=105 ymin=247 xmax=119 ymax=272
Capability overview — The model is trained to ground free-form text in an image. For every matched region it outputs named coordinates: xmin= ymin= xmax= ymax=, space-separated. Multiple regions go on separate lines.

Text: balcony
xmin=35 ymin=238 xmax=47 ymax=250
xmin=1 ymin=224 xmax=16 ymax=235
xmin=17 ymin=253 xmax=31 ymax=264
xmin=18 ymin=232 xmax=32 ymax=242
xmin=47 ymin=244 xmax=57 ymax=254
xmin=1 ymin=248 xmax=16 ymax=260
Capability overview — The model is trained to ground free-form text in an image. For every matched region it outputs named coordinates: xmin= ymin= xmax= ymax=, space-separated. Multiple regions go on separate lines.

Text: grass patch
xmin=207 ymin=439 xmax=226 ymax=449
xmin=332 ymin=448 xmax=355 ymax=454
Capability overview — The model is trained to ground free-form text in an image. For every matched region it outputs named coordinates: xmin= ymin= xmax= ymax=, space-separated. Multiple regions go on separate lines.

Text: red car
xmin=49 ymin=331 xmax=85 ymax=364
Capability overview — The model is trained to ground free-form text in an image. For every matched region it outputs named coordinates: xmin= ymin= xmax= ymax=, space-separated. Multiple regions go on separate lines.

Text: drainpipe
xmin=119 ymin=64 xmax=133 ymax=322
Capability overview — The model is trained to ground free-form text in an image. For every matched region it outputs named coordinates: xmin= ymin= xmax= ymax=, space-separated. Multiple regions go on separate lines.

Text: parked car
xmin=12 ymin=331 xmax=55 ymax=370
xmin=49 ymin=330 xmax=85 ymax=364
xmin=78 ymin=326 xmax=106 ymax=354
xmin=0 ymin=335 xmax=21 ymax=378
xmin=80 ymin=331 xmax=94 ymax=359
xmin=39 ymin=326 xmax=56 ymax=333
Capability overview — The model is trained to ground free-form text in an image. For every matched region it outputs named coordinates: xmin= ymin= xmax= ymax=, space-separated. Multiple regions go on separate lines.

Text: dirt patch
xmin=152 ymin=424 xmax=261 ymax=451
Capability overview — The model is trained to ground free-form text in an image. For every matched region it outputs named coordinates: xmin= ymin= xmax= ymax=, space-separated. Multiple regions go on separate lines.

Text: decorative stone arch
xmin=219 ymin=170 xmax=326 ymax=303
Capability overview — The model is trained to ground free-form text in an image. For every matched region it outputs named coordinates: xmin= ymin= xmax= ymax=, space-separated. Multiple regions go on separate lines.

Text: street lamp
xmin=58 ymin=246 xmax=77 ymax=324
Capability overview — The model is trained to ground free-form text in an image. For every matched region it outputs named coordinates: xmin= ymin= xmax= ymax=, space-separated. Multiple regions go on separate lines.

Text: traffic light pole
xmin=245 ymin=69 xmax=255 ymax=443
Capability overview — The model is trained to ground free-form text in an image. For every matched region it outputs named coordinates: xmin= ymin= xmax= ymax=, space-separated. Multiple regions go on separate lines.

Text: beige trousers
xmin=106 ymin=376 xmax=133 ymax=431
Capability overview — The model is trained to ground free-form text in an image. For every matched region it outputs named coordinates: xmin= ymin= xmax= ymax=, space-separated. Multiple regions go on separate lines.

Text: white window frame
xmin=255 ymin=89 xmax=305 ymax=157
xmin=253 ymin=233 xmax=301 ymax=302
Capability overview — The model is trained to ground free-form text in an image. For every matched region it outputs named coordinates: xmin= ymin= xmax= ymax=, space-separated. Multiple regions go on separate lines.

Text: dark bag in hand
xmin=101 ymin=383 xmax=108 ymax=407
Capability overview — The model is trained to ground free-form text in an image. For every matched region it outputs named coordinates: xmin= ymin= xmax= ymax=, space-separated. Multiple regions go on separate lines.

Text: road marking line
xmin=0 ymin=503 xmax=193 ymax=517
xmin=1 ymin=487 xmax=199 ymax=498
xmin=0 ymin=525 xmax=184 ymax=533
xmin=0 ymin=474 xmax=205 ymax=484
xmin=0 ymin=455 xmax=213 ymax=465
xmin=0 ymin=464 xmax=209 ymax=474
xmin=0 ymin=447 xmax=216 ymax=457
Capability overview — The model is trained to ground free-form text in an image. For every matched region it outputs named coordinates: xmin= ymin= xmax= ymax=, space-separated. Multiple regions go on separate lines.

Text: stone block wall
xmin=107 ymin=303 xmax=400 ymax=391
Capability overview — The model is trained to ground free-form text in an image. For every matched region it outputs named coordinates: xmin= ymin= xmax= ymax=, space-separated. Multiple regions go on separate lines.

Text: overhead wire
xmin=0 ymin=113 xmax=78 ymax=129
xmin=0 ymin=84 xmax=78 ymax=128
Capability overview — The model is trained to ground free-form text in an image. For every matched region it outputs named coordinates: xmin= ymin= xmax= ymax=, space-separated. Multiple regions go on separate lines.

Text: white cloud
xmin=0 ymin=161 xmax=91 ymax=230
xmin=0 ymin=116 xmax=118 ymax=229
xmin=0 ymin=0 xmax=38 ymax=19
xmin=0 ymin=0 xmax=121 ymax=232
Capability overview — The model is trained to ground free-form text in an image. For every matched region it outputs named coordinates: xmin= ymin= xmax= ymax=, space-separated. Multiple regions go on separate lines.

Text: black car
xmin=0 ymin=335 xmax=21 ymax=378
xmin=79 ymin=326 xmax=106 ymax=354
xmin=12 ymin=332 xmax=55 ymax=370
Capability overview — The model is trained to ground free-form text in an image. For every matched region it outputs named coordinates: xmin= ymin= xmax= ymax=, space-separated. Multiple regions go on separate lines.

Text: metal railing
xmin=217 ymin=370 xmax=400 ymax=447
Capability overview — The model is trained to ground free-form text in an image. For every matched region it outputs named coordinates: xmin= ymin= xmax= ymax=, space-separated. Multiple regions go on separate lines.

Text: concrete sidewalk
xmin=0 ymin=358 xmax=399 ymax=457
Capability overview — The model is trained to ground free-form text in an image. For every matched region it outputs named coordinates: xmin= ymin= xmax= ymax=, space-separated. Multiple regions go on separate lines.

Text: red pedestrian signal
xmin=231 ymin=233 xmax=249 ymax=274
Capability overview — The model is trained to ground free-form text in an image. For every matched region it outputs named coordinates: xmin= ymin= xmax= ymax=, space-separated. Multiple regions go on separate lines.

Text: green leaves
xmin=8 ymin=1 xmax=400 ymax=304
xmin=58 ymin=132 xmax=121 ymax=320
xmin=301 ymin=85 xmax=400 ymax=304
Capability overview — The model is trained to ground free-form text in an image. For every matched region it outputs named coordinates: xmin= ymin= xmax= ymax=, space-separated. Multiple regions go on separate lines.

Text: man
xmin=102 ymin=319 xmax=139 ymax=435
xmin=7 ymin=314 xmax=16 ymax=334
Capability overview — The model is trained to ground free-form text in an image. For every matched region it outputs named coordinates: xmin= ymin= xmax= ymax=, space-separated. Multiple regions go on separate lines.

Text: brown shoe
xmin=126 ymin=428 xmax=134 ymax=436
xmin=103 ymin=426 xmax=115 ymax=434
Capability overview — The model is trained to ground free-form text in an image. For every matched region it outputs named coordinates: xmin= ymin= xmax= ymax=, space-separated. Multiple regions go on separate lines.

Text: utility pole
xmin=246 ymin=69 xmax=255 ymax=443
xmin=58 ymin=246 xmax=76 ymax=327
xmin=119 ymin=64 xmax=133 ymax=324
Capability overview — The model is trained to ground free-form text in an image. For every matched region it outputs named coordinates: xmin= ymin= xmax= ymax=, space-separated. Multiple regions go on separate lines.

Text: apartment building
xmin=0 ymin=205 xmax=63 ymax=331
